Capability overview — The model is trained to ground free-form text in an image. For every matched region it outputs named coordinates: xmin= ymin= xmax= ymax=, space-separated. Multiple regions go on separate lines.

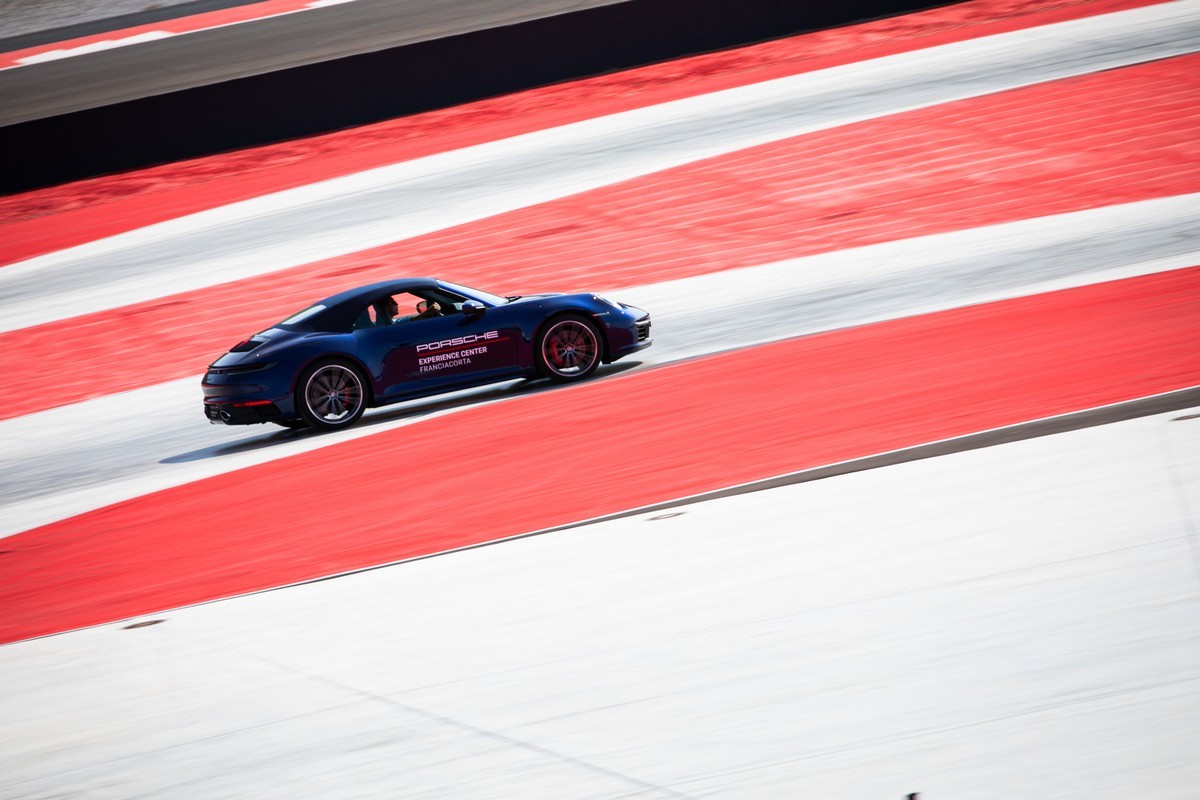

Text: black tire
xmin=295 ymin=359 xmax=368 ymax=431
xmin=536 ymin=315 xmax=602 ymax=382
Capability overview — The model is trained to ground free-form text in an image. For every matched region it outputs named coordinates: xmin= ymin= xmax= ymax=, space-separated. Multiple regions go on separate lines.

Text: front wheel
xmin=536 ymin=315 xmax=602 ymax=382
xmin=295 ymin=360 xmax=367 ymax=431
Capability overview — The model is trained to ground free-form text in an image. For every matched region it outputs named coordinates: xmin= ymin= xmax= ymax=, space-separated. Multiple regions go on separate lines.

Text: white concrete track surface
xmin=1 ymin=0 xmax=1198 ymax=332
xmin=3 ymin=195 xmax=1197 ymax=538
xmin=3 ymin=406 xmax=1198 ymax=799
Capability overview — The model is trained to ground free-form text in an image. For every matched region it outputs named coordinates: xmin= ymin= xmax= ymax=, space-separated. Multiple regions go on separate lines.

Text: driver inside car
xmin=375 ymin=295 xmax=448 ymax=324
xmin=410 ymin=300 xmax=443 ymax=320
xmin=383 ymin=296 xmax=438 ymax=323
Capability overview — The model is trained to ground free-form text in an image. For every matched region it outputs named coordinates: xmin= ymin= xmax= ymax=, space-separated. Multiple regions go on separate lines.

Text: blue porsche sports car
xmin=203 ymin=278 xmax=652 ymax=430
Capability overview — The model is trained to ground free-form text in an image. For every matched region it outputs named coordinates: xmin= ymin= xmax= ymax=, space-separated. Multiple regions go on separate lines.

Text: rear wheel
xmin=295 ymin=360 xmax=367 ymax=430
xmin=536 ymin=315 xmax=602 ymax=382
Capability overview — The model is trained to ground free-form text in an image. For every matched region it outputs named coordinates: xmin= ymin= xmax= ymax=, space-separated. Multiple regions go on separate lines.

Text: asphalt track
xmin=0 ymin=0 xmax=1196 ymax=572
xmin=4 ymin=407 xmax=1196 ymax=798
xmin=4 ymin=264 xmax=1199 ymax=643
xmin=2 ymin=9 xmax=1197 ymax=425
xmin=0 ymin=0 xmax=1160 ymax=266
xmin=2 ymin=0 xmax=1200 ymax=794
xmin=0 ymin=0 xmax=631 ymax=123
xmin=4 ymin=0 xmax=1196 ymax=331
xmin=2 ymin=195 xmax=1198 ymax=538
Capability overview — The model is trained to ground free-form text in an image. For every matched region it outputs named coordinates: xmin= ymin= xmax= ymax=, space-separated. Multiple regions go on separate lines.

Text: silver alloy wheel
xmin=303 ymin=363 xmax=364 ymax=424
xmin=541 ymin=318 xmax=600 ymax=377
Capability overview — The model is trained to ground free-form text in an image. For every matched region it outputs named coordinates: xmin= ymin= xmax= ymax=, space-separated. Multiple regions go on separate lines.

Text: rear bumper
xmin=202 ymin=365 xmax=295 ymax=425
xmin=203 ymin=400 xmax=285 ymax=425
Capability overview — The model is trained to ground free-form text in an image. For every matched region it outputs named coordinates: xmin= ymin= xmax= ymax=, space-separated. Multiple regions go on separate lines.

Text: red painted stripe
xmin=0 ymin=0 xmax=320 ymax=68
xmin=2 ymin=54 xmax=1196 ymax=420
xmin=2 ymin=268 xmax=1198 ymax=644
xmin=0 ymin=0 xmax=1159 ymax=264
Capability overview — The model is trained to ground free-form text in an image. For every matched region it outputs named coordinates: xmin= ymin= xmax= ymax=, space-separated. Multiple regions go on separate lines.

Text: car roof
xmin=317 ymin=277 xmax=439 ymax=308
xmin=277 ymin=277 xmax=444 ymax=332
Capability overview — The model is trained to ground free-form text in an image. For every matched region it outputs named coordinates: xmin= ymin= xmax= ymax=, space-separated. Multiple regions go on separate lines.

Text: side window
xmin=386 ymin=292 xmax=432 ymax=324
xmin=351 ymin=302 xmax=381 ymax=330
xmin=427 ymin=289 xmax=467 ymax=315
xmin=351 ymin=291 xmax=476 ymax=329
xmin=353 ymin=293 xmax=435 ymax=329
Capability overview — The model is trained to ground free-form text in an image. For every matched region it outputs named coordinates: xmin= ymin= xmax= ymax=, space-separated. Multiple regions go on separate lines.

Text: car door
xmin=381 ymin=306 xmax=521 ymax=397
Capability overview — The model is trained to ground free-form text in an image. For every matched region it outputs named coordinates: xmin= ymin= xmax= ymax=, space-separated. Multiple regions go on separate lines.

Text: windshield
xmin=438 ymin=281 xmax=508 ymax=307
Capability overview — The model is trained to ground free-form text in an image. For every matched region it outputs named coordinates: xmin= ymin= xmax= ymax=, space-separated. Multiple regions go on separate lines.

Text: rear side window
xmin=279 ymin=304 xmax=326 ymax=326
xmin=354 ymin=292 xmax=447 ymax=329
xmin=352 ymin=303 xmax=382 ymax=330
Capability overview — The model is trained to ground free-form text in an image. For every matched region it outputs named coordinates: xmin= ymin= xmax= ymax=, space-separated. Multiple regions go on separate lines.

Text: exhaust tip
xmin=219 ymin=409 xmax=233 ymax=422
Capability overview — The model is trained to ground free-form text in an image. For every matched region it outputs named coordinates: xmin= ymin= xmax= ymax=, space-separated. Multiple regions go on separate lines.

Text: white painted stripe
xmin=1 ymin=195 xmax=1195 ymax=538
xmin=1 ymin=0 xmax=1196 ymax=333
xmin=14 ymin=31 xmax=175 ymax=64
xmin=1 ymin=4 xmax=344 ymax=71
xmin=2 ymin=404 xmax=1197 ymax=796
xmin=616 ymin=193 xmax=1200 ymax=360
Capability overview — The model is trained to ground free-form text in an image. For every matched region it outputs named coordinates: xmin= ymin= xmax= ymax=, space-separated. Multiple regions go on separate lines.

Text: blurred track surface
xmin=2 ymin=405 xmax=1198 ymax=798
xmin=3 ymin=263 xmax=1199 ymax=643
xmin=2 ymin=36 xmax=1198 ymax=421
xmin=0 ymin=0 xmax=1195 ymax=624
xmin=2 ymin=195 xmax=1198 ymax=538
xmin=1 ymin=1 xmax=1199 ymax=794
xmin=4 ymin=1 xmax=1196 ymax=331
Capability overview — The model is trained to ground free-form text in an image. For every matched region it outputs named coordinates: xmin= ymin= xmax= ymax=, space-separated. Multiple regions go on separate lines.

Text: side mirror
xmin=462 ymin=300 xmax=486 ymax=317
